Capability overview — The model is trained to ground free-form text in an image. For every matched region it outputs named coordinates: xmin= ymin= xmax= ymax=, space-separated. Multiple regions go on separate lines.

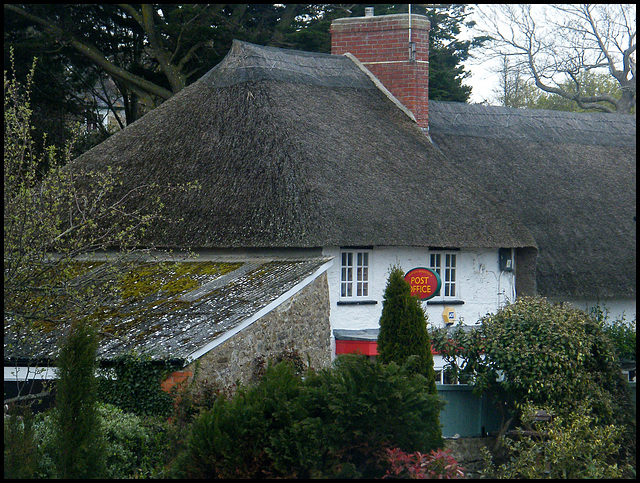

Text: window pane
xmin=341 ymin=250 xmax=370 ymax=297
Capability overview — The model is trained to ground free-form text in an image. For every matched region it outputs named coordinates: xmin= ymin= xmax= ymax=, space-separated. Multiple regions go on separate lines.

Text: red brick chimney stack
xmin=331 ymin=11 xmax=431 ymax=131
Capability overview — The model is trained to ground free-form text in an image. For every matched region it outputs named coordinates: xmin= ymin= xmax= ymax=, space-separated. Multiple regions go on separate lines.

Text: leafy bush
xmin=481 ymin=402 xmax=632 ymax=479
xmin=437 ymin=298 xmax=635 ymax=445
xmin=601 ymin=316 xmax=636 ymax=364
xmin=28 ymin=403 xmax=177 ymax=478
xmin=384 ymin=447 xmax=465 ymax=479
xmin=173 ymin=355 xmax=445 ymax=479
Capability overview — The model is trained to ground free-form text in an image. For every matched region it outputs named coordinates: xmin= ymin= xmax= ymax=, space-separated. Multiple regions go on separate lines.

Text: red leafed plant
xmin=383 ymin=447 xmax=465 ymax=479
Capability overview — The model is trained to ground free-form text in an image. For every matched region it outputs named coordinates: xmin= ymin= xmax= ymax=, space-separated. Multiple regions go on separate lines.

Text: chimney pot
xmin=365 ymin=7 xmax=374 ymax=17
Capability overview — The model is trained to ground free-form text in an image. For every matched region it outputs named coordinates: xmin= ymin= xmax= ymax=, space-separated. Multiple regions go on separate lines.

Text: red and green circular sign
xmin=405 ymin=267 xmax=441 ymax=300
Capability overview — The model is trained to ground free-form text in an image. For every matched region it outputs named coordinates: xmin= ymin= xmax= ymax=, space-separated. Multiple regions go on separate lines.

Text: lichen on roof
xmin=5 ymin=256 xmax=331 ymax=364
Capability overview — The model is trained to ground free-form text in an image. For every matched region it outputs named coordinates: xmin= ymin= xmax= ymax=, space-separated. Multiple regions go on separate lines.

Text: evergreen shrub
xmin=55 ymin=320 xmax=107 ymax=478
xmin=377 ymin=266 xmax=438 ymax=393
xmin=173 ymin=355 xmax=445 ymax=478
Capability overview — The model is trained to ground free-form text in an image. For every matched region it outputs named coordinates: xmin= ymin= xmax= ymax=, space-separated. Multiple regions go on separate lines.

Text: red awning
xmin=335 ymin=339 xmax=439 ymax=356
xmin=335 ymin=339 xmax=379 ymax=356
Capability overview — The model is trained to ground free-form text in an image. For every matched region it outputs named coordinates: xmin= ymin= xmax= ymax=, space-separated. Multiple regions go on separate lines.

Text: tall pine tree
xmin=377 ymin=266 xmax=438 ymax=395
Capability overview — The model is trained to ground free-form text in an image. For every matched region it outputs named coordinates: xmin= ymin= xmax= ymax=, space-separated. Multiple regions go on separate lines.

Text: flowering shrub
xmin=384 ymin=447 xmax=465 ymax=479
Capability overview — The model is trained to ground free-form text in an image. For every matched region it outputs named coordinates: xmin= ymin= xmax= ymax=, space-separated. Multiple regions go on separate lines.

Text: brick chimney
xmin=331 ymin=12 xmax=430 ymax=130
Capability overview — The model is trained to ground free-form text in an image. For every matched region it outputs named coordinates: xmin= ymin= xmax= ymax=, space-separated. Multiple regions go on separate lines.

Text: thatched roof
xmin=429 ymin=101 xmax=636 ymax=298
xmin=4 ymin=256 xmax=332 ymax=364
xmin=71 ymin=40 xmax=535 ymax=250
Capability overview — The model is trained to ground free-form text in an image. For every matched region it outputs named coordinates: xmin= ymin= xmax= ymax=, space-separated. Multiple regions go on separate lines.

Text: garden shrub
xmin=54 ymin=320 xmax=107 ymax=479
xmin=173 ymin=355 xmax=445 ymax=479
xmin=481 ymin=402 xmax=632 ymax=479
xmin=600 ymin=315 xmax=636 ymax=365
xmin=4 ymin=403 xmax=39 ymax=479
xmin=377 ymin=266 xmax=438 ymax=392
xmin=29 ymin=403 xmax=177 ymax=478
xmin=296 ymin=354 xmax=445 ymax=478
xmin=384 ymin=447 xmax=465 ymax=479
xmin=437 ymin=297 xmax=635 ymax=461
xmin=174 ymin=359 xmax=305 ymax=478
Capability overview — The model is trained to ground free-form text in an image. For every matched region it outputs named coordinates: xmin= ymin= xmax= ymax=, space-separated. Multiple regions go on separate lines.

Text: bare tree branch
xmin=476 ymin=4 xmax=636 ymax=113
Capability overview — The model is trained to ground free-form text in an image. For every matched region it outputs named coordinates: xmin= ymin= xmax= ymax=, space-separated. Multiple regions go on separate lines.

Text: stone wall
xmin=187 ymin=273 xmax=331 ymax=391
xmin=444 ymin=436 xmax=494 ymax=479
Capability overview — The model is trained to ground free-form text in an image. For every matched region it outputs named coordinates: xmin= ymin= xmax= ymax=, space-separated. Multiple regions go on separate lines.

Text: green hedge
xmin=173 ymin=354 xmax=445 ymax=479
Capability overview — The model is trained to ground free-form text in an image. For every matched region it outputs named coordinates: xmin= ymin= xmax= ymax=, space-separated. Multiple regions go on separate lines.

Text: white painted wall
xmin=547 ymin=296 xmax=636 ymax=323
xmin=322 ymin=246 xmax=515 ymax=333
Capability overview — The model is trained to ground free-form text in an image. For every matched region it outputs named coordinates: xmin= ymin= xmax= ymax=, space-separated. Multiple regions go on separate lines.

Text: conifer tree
xmin=55 ymin=319 xmax=107 ymax=478
xmin=377 ymin=266 xmax=438 ymax=395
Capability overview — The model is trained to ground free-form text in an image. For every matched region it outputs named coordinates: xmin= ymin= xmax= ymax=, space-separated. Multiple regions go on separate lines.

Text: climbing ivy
xmin=97 ymin=353 xmax=179 ymax=417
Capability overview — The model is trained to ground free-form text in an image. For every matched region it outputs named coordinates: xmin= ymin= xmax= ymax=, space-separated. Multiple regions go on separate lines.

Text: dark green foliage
xmin=600 ymin=316 xmax=636 ymax=364
xmin=377 ymin=266 xmax=438 ymax=394
xmin=54 ymin=320 xmax=107 ymax=478
xmin=175 ymin=360 xmax=304 ymax=478
xmin=296 ymin=355 xmax=445 ymax=478
xmin=97 ymin=353 xmax=176 ymax=417
xmin=174 ymin=355 xmax=444 ymax=479
xmin=4 ymin=403 xmax=38 ymax=479
xmin=20 ymin=403 xmax=180 ymax=479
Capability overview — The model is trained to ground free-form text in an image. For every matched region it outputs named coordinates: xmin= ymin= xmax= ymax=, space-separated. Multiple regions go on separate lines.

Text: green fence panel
xmin=438 ymin=382 xmax=636 ymax=438
xmin=437 ymin=384 xmax=503 ymax=438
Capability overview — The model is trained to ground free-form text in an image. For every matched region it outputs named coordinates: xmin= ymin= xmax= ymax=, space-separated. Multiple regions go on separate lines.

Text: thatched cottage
xmin=5 ymin=12 xmax=635 ymax=393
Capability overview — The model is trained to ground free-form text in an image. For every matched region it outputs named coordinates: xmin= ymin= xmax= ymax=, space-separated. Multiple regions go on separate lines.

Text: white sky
xmin=461 ymin=6 xmax=504 ymax=105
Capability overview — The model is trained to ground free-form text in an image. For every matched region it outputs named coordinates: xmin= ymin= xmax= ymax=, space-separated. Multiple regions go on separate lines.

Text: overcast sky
xmin=461 ymin=7 xmax=502 ymax=105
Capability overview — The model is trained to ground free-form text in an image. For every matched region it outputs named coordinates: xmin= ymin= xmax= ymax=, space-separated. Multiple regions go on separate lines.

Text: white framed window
xmin=429 ymin=251 xmax=457 ymax=298
xmin=434 ymin=368 xmax=462 ymax=385
xmin=340 ymin=249 xmax=370 ymax=298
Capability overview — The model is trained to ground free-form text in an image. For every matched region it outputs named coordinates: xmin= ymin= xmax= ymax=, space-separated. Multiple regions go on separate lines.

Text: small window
xmin=435 ymin=368 xmax=461 ymax=385
xmin=430 ymin=251 xmax=457 ymax=298
xmin=340 ymin=250 xmax=370 ymax=298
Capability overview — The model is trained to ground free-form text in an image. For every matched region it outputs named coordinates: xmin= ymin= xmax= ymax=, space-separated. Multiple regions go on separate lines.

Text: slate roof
xmin=429 ymin=101 xmax=636 ymax=298
xmin=4 ymin=256 xmax=332 ymax=364
xmin=70 ymin=40 xmax=535 ymax=251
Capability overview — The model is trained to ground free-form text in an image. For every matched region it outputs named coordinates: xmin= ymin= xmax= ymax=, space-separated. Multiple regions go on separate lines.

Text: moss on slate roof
xmin=4 ymin=257 xmax=331 ymax=363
